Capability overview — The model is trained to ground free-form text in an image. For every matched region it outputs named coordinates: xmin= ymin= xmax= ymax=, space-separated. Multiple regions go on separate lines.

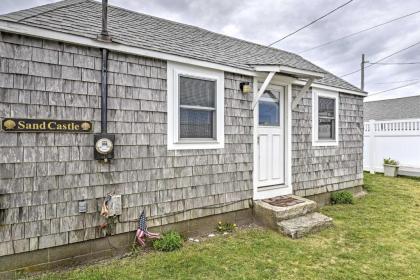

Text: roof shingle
xmin=0 ymin=0 xmax=363 ymax=93
xmin=364 ymin=95 xmax=420 ymax=121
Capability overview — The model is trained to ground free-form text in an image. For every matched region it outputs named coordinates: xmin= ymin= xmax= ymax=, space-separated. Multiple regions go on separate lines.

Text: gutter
xmin=0 ymin=20 xmax=366 ymax=97
xmin=0 ymin=20 xmax=256 ymax=77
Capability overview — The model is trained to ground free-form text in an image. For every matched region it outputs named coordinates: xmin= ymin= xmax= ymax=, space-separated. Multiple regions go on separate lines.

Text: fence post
xmin=369 ymin=119 xmax=375 ymax=174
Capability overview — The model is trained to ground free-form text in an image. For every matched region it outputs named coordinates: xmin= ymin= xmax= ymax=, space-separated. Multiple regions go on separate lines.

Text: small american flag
xmin=138 ymin=210 xmax=148 ymax=232
xmin=135 ymin=210 xmax=160 ymax=246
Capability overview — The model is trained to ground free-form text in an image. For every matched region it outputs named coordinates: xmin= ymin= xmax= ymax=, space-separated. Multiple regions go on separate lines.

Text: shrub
xmin=153 ymin=231 xmax=183 ymax=252
xmin=216 ymin=221 xmax=237 ymax=233
xmin=331 ymin=191 xmax=354 ymax=204
xmin=384 ymin=158 xmax=399 ymax=166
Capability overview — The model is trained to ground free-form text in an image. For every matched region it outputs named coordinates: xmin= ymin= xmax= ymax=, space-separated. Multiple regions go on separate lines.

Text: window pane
xmin=261 ymin=90 xmax=279 ymax=101
xmin=318 ymin=118 xmax=335 ymax=140
xmin=259 ymin=101 xmax=280 ymax=126
xmin=318 ymin=97 xmax=336 ymax=140
xmin=180 ymin=108 xmax=214 ymax=138
xmin=179 ymin=76 xmax=216 ymax=108
xmin=318 ymin=97 xmax=335 ymax=118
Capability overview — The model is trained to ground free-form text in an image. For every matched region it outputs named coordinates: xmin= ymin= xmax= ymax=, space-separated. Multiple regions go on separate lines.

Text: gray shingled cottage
xmin=0 ymin=0 xmax=366 ymax=272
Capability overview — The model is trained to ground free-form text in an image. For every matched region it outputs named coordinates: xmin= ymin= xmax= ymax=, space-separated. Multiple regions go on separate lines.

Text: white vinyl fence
xmin=364 ymin=119 xmax=420 ymax=175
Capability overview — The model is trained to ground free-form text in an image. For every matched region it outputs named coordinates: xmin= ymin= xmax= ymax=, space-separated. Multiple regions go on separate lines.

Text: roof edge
xmin=293 ymin=80 xmax=367 ymax=96
xmin=0 ymin=20 xmax=256 ymax=76
xmin=252 ymin=65 xmax=325 ymax=79
xmin=0 ymin=0 xmax=86 ymax=22
xmin=0 ymin=20 xmax=367 ymax=97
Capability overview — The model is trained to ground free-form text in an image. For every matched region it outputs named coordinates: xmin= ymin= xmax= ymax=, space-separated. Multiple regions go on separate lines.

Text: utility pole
xmin=361 ymin=54 xmax=366 ymax=91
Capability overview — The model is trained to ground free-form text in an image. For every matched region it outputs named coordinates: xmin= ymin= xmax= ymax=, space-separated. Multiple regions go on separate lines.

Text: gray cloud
xmin=1 ymin=0 xmax=419 ymax=101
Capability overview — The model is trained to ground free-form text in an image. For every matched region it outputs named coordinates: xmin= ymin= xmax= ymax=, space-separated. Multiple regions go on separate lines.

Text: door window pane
xmin=259 ymin=90 xmax=280 ymax=126
xmin=318 ymin=97 xmax=336 ymax=140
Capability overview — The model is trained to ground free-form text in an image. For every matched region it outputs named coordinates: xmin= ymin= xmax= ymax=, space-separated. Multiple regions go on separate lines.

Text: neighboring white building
xmin=364 ymin=95 xmax=420 ymax=121
xmin=364 ymin=96 xmax=420 ymax=175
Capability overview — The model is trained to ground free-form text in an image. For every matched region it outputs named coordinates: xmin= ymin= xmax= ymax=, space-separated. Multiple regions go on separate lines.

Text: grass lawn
xmin=36 ymin=173 xmax=420 ymax=280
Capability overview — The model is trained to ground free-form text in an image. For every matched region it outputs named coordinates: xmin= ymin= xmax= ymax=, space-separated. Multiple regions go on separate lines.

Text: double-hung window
xmin=179 ymin=76 xmax=216 ymax=139
xmin=312 ymin=89 xmax=339 ymax=146
xmin=167 ymin=62 xmax=224 ymax=150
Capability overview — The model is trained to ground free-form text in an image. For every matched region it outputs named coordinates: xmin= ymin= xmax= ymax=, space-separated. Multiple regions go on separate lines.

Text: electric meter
xmin=95 ymin=138 xmax=113 ymax=154
xmin=94 ymin=134 xmax=115 ymax=161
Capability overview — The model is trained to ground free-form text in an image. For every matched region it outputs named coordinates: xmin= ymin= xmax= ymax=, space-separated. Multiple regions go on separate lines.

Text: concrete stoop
xmin=277 ymin=212 xmax=333 ymax=239
xmin=254 ymin=195 xmax=333 ymax=239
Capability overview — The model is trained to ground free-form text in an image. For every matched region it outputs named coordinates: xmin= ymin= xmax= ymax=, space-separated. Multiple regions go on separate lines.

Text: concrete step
xmin=277 ymin=212 xmax=333 ymax=239
xmin=254 ymin=195 xmax=317 ymax=229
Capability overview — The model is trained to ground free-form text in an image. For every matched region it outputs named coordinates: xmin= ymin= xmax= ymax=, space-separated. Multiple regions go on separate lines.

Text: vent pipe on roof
xmin=97 ymin=0 xmax=112 ymax=42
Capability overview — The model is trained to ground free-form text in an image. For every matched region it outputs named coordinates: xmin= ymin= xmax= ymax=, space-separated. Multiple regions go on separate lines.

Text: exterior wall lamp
xmin=240 ymin=82 xmax=252 ymax=94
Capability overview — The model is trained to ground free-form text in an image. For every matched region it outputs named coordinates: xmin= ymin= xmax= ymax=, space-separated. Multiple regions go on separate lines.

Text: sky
xmin=1 ymin=0 xmax=420 ymax=102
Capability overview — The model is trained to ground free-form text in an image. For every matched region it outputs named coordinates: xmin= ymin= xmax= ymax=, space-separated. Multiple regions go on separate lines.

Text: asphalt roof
xmin=364 ymin=95 xmax=420 ymax=121
xmin=0 ymin=0 xmax=363 ymax=93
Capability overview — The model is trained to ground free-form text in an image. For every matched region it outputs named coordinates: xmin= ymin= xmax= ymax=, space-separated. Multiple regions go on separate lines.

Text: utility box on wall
xmin=107 ymin=194 xmax=122 ymax=216
xmin=94 ymin=134 xmax=115 ymax=162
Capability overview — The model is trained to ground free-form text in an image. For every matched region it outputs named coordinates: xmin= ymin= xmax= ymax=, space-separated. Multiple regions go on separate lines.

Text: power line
xmin=368 ymin=62 xmax=420 ymax=65
xmin=300 ymin=10 xmax=420 ymax=53
xmin=340 ymin=40 xmax=420 ymax=77
xmin=268 ymin=0 xmax=354 ymax=46
xmin=368 ymin=81 xmax=419 ymax=96
xmin=372 ymin=78 xmax=420 ymax=85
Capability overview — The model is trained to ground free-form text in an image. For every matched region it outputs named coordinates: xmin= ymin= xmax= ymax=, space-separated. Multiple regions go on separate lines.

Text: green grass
xmin=36 ymin=173 xmax=420 ymax=280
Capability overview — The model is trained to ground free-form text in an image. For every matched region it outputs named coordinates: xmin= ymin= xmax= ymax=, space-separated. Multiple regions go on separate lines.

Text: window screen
xmin=179 ymin=76 xmax=216 ymax=139
xmin=318 ymin=97 xmax=336 ymax=140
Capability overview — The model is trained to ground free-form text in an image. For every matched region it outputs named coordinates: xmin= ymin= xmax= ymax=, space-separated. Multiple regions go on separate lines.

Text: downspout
xmin=100 ymin=48 xmax=108 ymax=133
xmin=94 ymin=0 xmax=115 ymax=162
xmin=98 ymin=0 xmax=112 ymax=132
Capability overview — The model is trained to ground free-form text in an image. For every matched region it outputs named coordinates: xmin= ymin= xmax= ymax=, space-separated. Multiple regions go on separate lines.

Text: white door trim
xmin=255 ymin=85 xmax=285 ymax=188
xmin=253 ymin=76 xmax=293 ymax=200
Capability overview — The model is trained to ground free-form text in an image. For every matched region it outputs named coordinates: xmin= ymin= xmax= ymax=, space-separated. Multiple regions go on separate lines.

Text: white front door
xmin=254 ymin=84 xmax=290 ymax=199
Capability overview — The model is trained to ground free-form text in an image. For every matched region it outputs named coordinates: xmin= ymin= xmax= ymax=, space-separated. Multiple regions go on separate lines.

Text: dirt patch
xmin=27 ymin=223 xmax=261 ymax=279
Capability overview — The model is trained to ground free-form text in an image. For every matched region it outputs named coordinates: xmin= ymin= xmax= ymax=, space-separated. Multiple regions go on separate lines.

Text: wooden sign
xmin=1 ymin=118 xmax=92 ymax=133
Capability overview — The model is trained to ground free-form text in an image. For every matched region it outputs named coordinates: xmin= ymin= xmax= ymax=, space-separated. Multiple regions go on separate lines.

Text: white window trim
xmin=167 ymin=62 xmax=224 ymax=150
xmin=312 ymin=89 xmax=339 ymax=147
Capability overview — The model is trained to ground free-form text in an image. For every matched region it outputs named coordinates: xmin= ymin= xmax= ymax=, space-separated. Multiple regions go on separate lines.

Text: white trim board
xmin=0 ymin=20 xmax=366 ymax=97
xmin=167 ymin=61 xmax=224 ymax=150
xmin=0 ymin=20 xmax=255 ymax=77
xmin=312 ymin=88 xmax=340 ymax=147
xmin=293 ymin=80 xmax=367 ymax=97
xmin=253 ymin=78 xmax=293 ymax=200
xmin=252 ymin=71 xmax=275 ymax=109
xmin=253 ymin=65 xmax=324 ymax=79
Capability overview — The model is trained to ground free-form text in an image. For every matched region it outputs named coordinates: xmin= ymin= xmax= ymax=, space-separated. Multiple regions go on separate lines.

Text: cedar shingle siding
xmin=0 ymin=30 xmax=364 ymax=257
xmin=0 ymin=33 xmax=253 ymax=256
xmin=292 ymin=86 xmax=364 ymax=196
